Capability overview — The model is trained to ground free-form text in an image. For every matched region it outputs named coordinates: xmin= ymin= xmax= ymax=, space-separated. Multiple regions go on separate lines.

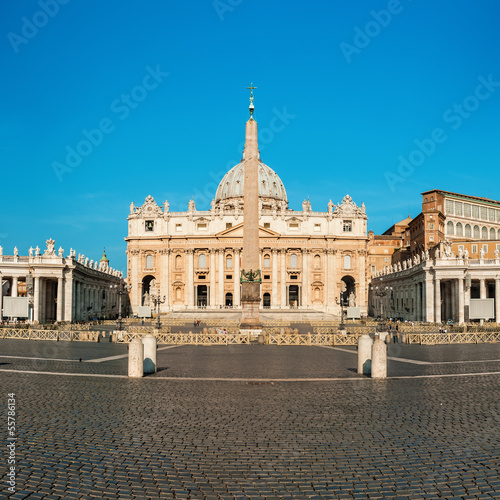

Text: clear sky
xmin=1 ymin=0 xmax=500 ymax=273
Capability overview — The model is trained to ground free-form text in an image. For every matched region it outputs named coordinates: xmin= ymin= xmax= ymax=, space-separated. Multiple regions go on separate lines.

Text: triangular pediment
xmin=216 ymin=222 xmax=281 ymax=237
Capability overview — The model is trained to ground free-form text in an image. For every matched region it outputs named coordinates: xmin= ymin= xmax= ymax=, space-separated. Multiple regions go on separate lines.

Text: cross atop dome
xmin=247 ymin=82 xmax=257 ymax=117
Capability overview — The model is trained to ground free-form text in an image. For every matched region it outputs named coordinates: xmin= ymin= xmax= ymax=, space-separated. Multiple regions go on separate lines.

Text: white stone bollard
xmin=142 ymin=334 xmax=157 ymax=374
xmin=371 ymin=337 xmax=387 ymax=379
xmin=128 ymin=337 xmax=144 ymax=378
xmin=357 ymin=334 xmax=373 ymax=375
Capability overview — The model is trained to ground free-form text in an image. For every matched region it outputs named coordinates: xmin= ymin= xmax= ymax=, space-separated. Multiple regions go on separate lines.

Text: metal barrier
xmin=406 ymin=332 xmax=500 ymax=344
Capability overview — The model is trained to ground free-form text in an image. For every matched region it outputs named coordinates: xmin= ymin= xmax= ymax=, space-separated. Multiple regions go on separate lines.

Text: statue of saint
xmin=130 ymin=202 xmax=135 ymax=214
xmin=348 ymin=292 xmax=356 ymax=307
xmin=29 ymin=246 xmax=33 ymax=257
xmin=13 ymin=247 xmax=18 ymax=257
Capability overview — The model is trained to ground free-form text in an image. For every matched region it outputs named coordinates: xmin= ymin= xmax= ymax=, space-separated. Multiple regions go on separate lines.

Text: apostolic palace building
xmin=125 ymin=112 xmax=369 ymax=317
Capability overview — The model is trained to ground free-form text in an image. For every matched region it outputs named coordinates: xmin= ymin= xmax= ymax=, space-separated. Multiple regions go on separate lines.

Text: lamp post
xmin=110 ymin=282 xmax=131 ymax=331
xmin=335 ymin=294 xmax=345 ymax=330
xmin=150 ymin=287 xmax=166 ymax=330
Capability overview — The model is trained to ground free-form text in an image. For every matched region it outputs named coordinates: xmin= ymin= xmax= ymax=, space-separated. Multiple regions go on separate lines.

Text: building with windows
xmin=125 ymin=112 xmax=369 ymax=316
xmin=0 ymin=240 xmax=125 ymax=323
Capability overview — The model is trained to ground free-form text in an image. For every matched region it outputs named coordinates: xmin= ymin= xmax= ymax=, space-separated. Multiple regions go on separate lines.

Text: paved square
xmin=1 ymin=340 xmax=500 ymax=499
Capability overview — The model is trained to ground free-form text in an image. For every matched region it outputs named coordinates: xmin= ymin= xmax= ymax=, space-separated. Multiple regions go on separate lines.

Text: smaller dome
xmin=214 ymin=160 xmax=288 ymax=204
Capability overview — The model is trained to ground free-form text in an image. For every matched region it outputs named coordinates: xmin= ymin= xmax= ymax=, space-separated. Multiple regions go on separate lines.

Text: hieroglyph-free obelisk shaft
xmin=240 ymin=84 xmax=262 ymax=330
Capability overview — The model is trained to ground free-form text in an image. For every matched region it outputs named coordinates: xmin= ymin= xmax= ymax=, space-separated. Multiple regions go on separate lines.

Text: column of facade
xmin=458 ymin=277 xmax=465 ymax=324
xmin=218 ymin=250 xmax=224 ymax=306
xmin=233 ymin=249 xmax=240 ymax=307
xmin=280 ymin=250 xmax=286 ymax=307
xmin=480 ymin=279 xmax=486 ymax=299
xmin=450 ymin=280 xmax=457 ymax=323
xmin=434 ymin=277 xmax=441 ymax=324
xmin=131 ymin=251 xmax=139 ymax=314
xmin=416 ymin=282 xmax=422 ymax=321
xmin=11 ymin=277 xmax=18 ymax=297
xmin=187 ymin=249 xmax=194 ymax=308
xmin=327 ymin=250 xmax=335 ymax=311
xmin=210 ymin=250 xmax=216 ymax=308
xmin=56 ymin=276 xmax=63 ymax=322
xmin=302 ymin=250 xmax=308 ymax=308
xmin=271 ymin=250 xmax=278 ymax=307
xmin=71 ymin=279 xmax=76 ymax=322
xmin=425 ymin=278 xmax=434 ymax=323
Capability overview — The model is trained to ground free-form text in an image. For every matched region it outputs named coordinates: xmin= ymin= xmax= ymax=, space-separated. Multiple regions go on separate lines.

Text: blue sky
xmin=1 ymin=0 xmax=500 ymax=273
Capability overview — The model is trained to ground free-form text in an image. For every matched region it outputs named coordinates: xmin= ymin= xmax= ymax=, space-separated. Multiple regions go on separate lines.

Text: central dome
xmin=214 ymin=160 xmax=288 ymax=205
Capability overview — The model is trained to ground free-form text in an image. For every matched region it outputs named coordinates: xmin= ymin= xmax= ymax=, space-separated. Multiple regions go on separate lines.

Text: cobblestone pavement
xmin=1 ymin=341 xmax=500 ymax=499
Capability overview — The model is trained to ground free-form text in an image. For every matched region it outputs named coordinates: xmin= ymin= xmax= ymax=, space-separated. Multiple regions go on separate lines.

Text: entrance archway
xmin=288 ymin=285 xmax=299 ymax=308
xmin=263 ymin=292 xmax=271 ymax=308
xmin=225 ymin=292 xmax=233 ymax=307
xmin=141 ymin=275 xmax=156 ymax=306
xmin=197 ymin=285 xmax=208 ymax=307
xmin=341 ymin=275 xmax=356 ymax=306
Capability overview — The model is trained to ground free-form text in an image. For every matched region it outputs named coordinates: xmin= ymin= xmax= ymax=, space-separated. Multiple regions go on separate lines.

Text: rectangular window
xmin=483 ymin=244 xmax=488 ymax=253
xmin=496 ymin=244 xmax=500 ymax=251
xmin=489 ymin=208 xmax=496 ymax=221
xmin=314 ymin=223 xmax=321 ymax=232
xmin=264 ymin=222 xmax=270 ymax=229
xmin=371 ymin=265 xmax=376 ymax=272
xmin=455 ymin=202 xmax=463 ymax=216
xmin=199 ymin=275 xmax=206 ymax=279
xmin=384 ymin=257 xmax=390 ymax=262
xmin=429 ymin=236 xmax=434 ymax=241
xmin=464 ymin=204 xmax=471 ymax=217
xmin=472 ymin=244 xmax=477 ymax=254
xmin=197 ymin=223 xmax=207 ymax=231
xmin=472 ymin=205 xmax=479 ymax=218
xmin=481 ymin=206 xmax=488 ymax=220
xmin=445 ymin=200 xmax=453 ymax=214
xmin=290 ymin=275 xmax=298 ymax=280
xmin=264 ymin=274 xmax=271 ymax=280
xmin=226 ymin=274 xmax=232 ymax=280
xmin=226 ymin=222 xmax=232 ymax=229
xmin=343 ymin=220 xmax=352 ymax=232
xmin=289 ymin=222 xmax=299 ymax=230
xmin=175 ymin=224 xmax=182 ymax=232
xmin=145 ymin=220 xmax=154 ymax=232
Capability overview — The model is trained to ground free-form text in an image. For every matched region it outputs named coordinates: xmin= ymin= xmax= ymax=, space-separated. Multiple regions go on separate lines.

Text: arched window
xmin=482 ymin=227 xmax=488 ymax=239
xmin=290 ymin=253 xmax=298 ymax=268
xmin=314 ymin=254 xmax=321 ymax=269
xmin=146 ymin=255 xmax=153 ymax=269
xmin=263 ymin=254 xmax=270 ymax=268
xmin=175 ymin=287 xmax=181 ymax=300
xmin=473 ymin=225 xmax=480 ymax=238
xmin=490 ymin=228 xmax=496 ymax=240
xmin=447 ymin=221 xmax=454 ymax=235
xmin=198 ymin=254 xmax=206 ymax=268
xmin=314 ymin=287 xmax=320 ymax=300
xmin=226 ymin=255 xmax=233 ymax=268
xmin=175 ymin=255 xmax=182 ymax=269
xmin=456 ymin=223 xmax=463 ymax=237
xmin=465 ymin=224 xmax=471 ymax=237
xmin=344 ymin=255 xmax=351 ymax=270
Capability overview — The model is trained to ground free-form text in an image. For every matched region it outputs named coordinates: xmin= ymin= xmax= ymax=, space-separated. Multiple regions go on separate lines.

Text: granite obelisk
xmin=240 ymin=84 xmax=262 ymax=333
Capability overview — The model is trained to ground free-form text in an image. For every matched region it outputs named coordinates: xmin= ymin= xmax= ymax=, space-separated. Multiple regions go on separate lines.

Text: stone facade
xmin=126 ymin=114 xmax=369 ymax=317
xmin=0 ymin=240 xmax=124 ymax=323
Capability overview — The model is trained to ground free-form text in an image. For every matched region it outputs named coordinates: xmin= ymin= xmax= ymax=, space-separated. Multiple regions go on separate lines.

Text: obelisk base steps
xmin=240 ymin=282 xmax=261 ymax=333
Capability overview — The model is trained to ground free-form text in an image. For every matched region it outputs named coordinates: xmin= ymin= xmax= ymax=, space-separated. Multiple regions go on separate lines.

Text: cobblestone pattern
xmin=1 ymin=344 xmax=500 ymax=498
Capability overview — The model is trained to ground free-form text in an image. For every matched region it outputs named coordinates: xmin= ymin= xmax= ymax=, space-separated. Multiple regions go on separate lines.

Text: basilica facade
xmin=126 ymin=124 xmax=369 ymax=316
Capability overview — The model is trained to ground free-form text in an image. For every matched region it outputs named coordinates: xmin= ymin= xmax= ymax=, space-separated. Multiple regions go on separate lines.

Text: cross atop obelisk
xmin=247 ymin=83 xmax=257 ymax=116
xmin=239 ymin=83 xmax=262 ymax=333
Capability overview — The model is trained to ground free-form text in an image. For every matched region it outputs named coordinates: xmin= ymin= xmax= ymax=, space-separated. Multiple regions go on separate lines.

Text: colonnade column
xmin=33 ymin=277 xmax=40 ymax=323
xmin=233 ymin=249 xmax=240 ymax=307
xmin=450 ymin=281 xmax=457 ymax=323
xmin=280 ymin=250 xmax=286 ymax=307
xmin=302 ymin=250 xmax=308 ymax=308
xmin=434 ymin=278 xmax=441 ymax=324
xmin=56 ymin=276 xmax=64 ymax=323
xmin=271 ymin=250 xmax=278 ymax=308
xmin=480 ymin=279 xmax=486 ymax=299
xmin=187 ymin=249 xmax=194 ymax=308
xmin=327 ymin=250 xmax=335 ymax=311
xmin=415 ymin=283 xmax=421 ymax=321
xmin=11 ymin=277 xmax=18 ymax=297
xmin=458 ymin=277 xmax=465 ymax=324
xmin=495 ymin=279 xmax=500 ymax=323
xmin=210 ymin=250 xmax=216 ymax=308
xmin=425 ymin=278 xmax=434 ymax=323
xmin=218 ymin=250 xmax=224 ymax=307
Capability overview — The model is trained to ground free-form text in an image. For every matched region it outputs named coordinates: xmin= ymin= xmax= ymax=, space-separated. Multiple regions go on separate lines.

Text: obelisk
xmin=240 ymin=83 xmax=262 ymax=333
